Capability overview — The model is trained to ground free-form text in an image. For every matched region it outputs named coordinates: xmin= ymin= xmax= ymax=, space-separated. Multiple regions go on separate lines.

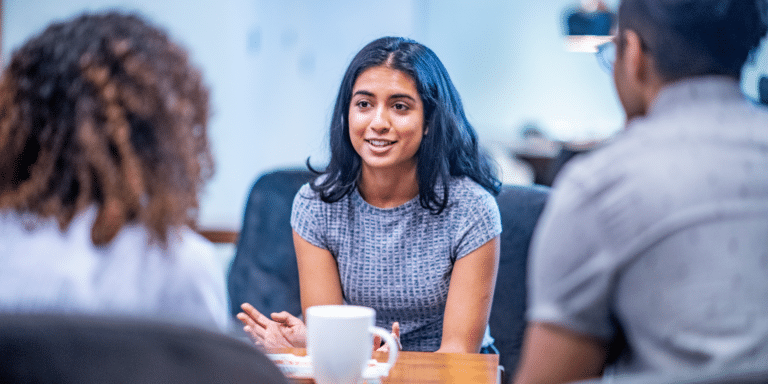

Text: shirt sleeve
xmin=526 ymin=167 xmax=618 ymax=341
xmin=169 ymin=230 xmax=231 ymax=332
xmin=290 ymin=183 xmax=327 ymax=250
xmin=454 ymin=185 xmax=502 ymax=261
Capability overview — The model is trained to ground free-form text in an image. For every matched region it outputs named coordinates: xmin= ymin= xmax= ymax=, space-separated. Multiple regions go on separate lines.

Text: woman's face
xmin=348 ymin=65 xmax=425 ymax=175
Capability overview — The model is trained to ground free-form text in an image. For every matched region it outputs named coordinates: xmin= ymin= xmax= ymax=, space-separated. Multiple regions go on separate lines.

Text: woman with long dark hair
xmin=238 ymin=36 xmax=502 ymax=353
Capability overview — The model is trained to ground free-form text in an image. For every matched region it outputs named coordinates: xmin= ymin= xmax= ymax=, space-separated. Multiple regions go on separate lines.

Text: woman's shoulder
xmin=448 ymin=177 xmax=497 ymax=203
xmin=445 ymin=177 xmax=500 ymax=217
xmin=295 ymin=182 xmax=318 ymax=199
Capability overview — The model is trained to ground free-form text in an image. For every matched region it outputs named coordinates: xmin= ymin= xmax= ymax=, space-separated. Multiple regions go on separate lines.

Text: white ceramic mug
xmin=306 ymin=305 xmax=399 ymax=384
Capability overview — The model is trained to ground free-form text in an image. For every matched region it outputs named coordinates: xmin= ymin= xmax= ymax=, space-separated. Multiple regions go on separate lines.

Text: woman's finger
xmin=271 ymin=311 xmax=295 ymax=324
xmin=242 ymin=319 xmax=269 ymax=339
xmin=391 ymin=322 xmax=402 ymax=350
xmin=236 ymin=312 xmax=258 ymax=328
xmin=243 ymin=325 xmax=266 ymax=346
xmin=241 ymin=303 xmax=273 ymax=328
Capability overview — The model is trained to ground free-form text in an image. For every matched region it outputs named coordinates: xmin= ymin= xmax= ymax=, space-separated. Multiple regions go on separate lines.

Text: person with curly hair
xmin=0 ymin=11 xmax=228 ymax=331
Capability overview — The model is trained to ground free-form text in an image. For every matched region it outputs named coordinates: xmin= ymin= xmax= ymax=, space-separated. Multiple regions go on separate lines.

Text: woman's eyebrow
xmin=390 ymin=93 xmax=417 ymax=101
xmin=352 ymin=90 xmax=417 ymax=102
xmin=352 ymin=90 xmax=373 ymax=97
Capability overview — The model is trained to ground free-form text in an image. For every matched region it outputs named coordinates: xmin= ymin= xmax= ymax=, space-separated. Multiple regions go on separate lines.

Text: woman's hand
xmin=237 ymin=302 xmax=307 ymax=349
xmin=374 ymin=321 xmax=402 ymax=353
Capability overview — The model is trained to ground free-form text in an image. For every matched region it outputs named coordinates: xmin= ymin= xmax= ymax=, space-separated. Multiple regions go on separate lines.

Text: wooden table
xmin=270 ymin=348 xmax=499 ymax=384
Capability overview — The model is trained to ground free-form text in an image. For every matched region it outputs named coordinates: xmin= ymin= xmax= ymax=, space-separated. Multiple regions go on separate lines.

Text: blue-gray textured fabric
xmin=528 ymin=77 xmax=768 ymax=377
xmin=291 ymin=177 xmax=502 ymax=352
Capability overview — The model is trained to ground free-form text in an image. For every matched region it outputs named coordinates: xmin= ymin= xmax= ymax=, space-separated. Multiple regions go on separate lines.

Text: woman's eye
xmin=393 ymin=103 xmax=409 ymax=111
xmin=356 ymin=100 xmax=371 ymax=108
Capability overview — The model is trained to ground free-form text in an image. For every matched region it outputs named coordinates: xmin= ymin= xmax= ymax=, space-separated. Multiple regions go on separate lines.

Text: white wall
xmin=421 ymin=0 xmax=625 ymax=143
xmin=3 ymin=0 xmax=423 ymax=229
xmin=4 ymin=0 xmax=766 ymax=230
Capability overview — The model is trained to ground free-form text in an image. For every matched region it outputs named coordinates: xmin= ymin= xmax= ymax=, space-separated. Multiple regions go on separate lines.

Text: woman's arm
xmin=293 ymin=230 xmax=344 ymax=317
xmin=437 ymin=236 xmax=500 ymax=353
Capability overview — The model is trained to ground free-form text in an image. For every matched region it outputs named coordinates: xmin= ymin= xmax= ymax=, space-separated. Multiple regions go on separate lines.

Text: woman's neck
xmin=357 ymin=165 xmax=419 ymax=209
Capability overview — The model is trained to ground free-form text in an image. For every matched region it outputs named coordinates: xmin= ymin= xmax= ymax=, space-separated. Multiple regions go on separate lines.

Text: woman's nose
xmin=369 ymin=106 xmax=390 ymax=134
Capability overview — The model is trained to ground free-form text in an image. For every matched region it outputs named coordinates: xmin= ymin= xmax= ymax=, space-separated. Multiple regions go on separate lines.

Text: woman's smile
xmin=365 ymin=139 xmax=398 ymax=150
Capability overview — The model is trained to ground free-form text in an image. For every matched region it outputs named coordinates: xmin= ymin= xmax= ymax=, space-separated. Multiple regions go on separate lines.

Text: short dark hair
xmin=0 ymin=12 xmax=213 ymax=245
xmin=618 ymin=0 xmax=768 ymax=81
xmin=309 ymin=36 xmax=500 ymax=213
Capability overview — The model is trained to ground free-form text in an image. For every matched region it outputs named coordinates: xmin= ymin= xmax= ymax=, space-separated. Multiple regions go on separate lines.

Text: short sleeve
xmin=454 ymin=184 xmax=502 ymax=261
xmin=290 ymin=183 xmax=326 ymax=249
xmin=526 ymin=167 xmax=618 ymax=341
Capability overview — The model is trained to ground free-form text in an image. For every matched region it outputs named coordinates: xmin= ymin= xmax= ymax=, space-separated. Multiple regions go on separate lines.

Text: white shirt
xmin=0 ymin=207 xmax=229 ymax=332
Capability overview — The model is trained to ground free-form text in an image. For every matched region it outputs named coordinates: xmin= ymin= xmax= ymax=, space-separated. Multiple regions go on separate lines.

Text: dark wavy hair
xmin=309 ymin=36 xmax=500 ymax=214
xmin=618 ymin=0 xmax=768 ymax=81
xmin=0 ymin=11 xmax=213 ymax=246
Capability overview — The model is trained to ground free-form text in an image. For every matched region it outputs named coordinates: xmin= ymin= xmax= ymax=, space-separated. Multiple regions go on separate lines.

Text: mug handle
xmin=369 ymin=326 xmax=399 ymax=375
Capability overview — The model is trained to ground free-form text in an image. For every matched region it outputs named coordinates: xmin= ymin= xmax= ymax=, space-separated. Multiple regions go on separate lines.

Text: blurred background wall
xmin=3 ymin=0 xmax=766 ymax=231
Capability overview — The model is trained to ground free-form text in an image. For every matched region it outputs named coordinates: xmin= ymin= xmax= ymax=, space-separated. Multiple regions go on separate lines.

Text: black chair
xmin=489 ymin=184 xmax=549 ymax=377
xmin=0 ymin=313 xmax=288 ymax=384
xmin=227 ymin=168 xmax=315 ymax=319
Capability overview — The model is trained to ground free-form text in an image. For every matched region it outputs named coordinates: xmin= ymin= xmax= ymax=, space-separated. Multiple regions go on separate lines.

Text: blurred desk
xmin=271 ymin=348 xmax=499 ymax=384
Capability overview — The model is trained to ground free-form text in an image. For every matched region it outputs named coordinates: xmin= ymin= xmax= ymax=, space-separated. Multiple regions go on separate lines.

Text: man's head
xmin=612 ymin=0 xmax=767 ymax=119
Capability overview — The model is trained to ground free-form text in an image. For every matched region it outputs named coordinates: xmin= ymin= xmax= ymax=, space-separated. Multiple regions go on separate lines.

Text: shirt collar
xmin=647 ymin=75 xmax=744 ymax=117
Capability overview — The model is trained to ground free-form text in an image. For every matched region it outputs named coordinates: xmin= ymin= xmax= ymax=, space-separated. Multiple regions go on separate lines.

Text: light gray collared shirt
xmin=528 ymin=76 xmax=768 ymax=377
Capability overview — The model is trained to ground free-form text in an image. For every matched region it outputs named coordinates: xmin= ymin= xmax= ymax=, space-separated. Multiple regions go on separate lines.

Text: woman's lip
xmin=364 ymin=139 xmax=396 ymax=153
xmin=365 ymin=139 xmax=397 ymax=147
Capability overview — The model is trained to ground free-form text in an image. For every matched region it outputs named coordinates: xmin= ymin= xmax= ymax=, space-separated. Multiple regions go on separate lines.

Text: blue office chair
xmin=227 ymin=168 xmax=315 ymax=319
xmin=489 ymin=184 xmax=549 ymax=377
xmin=0 ymin=313 xmax=288 ymax=384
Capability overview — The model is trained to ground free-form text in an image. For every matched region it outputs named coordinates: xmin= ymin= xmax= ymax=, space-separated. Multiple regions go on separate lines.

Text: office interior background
xmin=3 ymin=0 xmax=767 ymax=233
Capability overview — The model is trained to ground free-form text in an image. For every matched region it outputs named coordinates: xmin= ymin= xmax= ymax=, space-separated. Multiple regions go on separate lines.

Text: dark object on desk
xmin=228 ymin=168 xmax=315 ymax=318
xmin=540 ymin=141 xmax=600 ymax=186
xmin=0 ymin=313 xmax=288 ymax=384
xmin=490 ymin=184 xmax=549 ymax=377
xmin=517 ymin=140 xmax=606 ymax=187
xmin=759 ymin=76 xmax=768 ymax=105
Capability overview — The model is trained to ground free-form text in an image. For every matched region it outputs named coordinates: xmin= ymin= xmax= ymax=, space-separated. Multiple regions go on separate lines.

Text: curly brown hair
xmin=0 ymin=11 xmax=214 ymax=246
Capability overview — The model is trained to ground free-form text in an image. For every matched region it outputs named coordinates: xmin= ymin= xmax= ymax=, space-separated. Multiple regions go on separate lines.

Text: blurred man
xmin=514 ymin=0 xmax=768 ymax=383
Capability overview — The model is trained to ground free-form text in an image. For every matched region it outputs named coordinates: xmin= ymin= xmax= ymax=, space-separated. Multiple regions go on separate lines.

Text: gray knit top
xmin=291 ymin=177 xmax=502 ymax=351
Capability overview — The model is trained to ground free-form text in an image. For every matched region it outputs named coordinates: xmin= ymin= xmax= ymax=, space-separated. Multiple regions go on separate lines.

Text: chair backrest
xmin=0 ymin=313 xmax=288 ymax=384
xmin=227 ymin=169 xmax=315 ymax=318
xmin=489 ymin=184 xmax=549 ymax=375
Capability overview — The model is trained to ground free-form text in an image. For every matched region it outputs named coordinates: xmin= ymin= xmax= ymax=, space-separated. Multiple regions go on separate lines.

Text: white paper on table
xmin=267 ymin=353 xmax=390 ymax=383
